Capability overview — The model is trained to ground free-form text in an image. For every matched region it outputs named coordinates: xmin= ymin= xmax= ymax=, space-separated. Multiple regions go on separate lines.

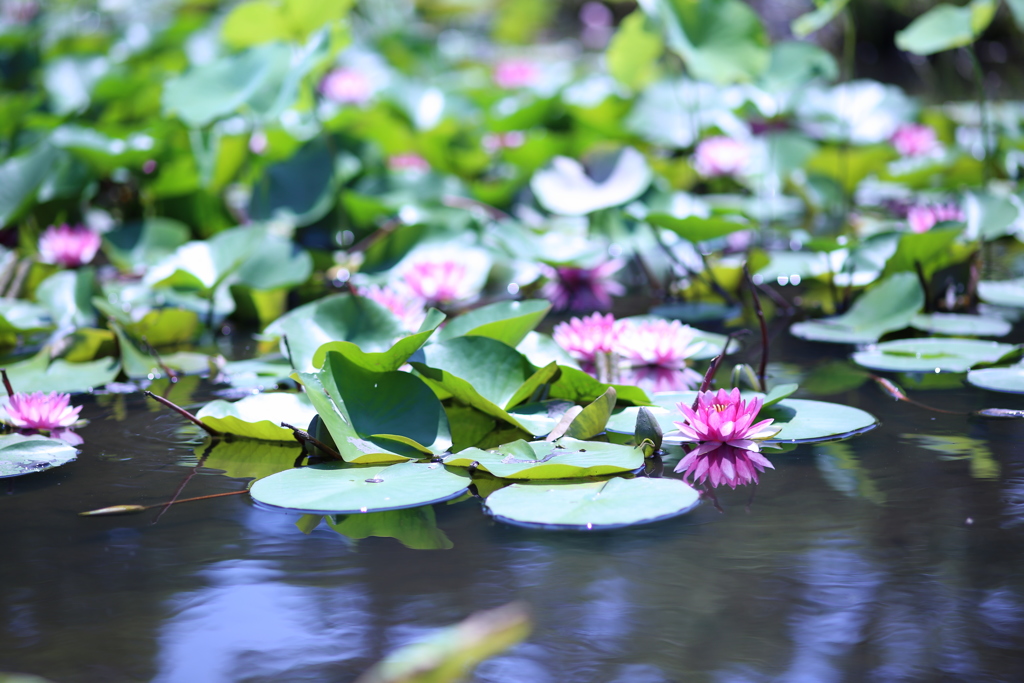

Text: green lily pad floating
xmin=967 ymin=365 xmax=1024 ymax=394
xmin=483 ymin=477 xmax=700 ymax=530
xmin=606 ymin=391 xmax=878 ymax=444
xmin=195 ymin=392 xmax=318 ymax=441
xmin=0 ymin=433 xmax=77 ymax=478
xmin=3 ymin=348 xmax=120 ymax=394
xmin=789 ymin=272 xmax=923 ymax=344
xmin=443 ymin=438 xmax=644 ymax=480
xmin=851 ymin=338 xmax=1019 ymax=373
xmin=978 ymin=279 xmax=1024 ymax=308
xmin=250 ymin=461 xmax=470 ymax=514
xmin=909 ymin=313 xmax=1011 ymax=338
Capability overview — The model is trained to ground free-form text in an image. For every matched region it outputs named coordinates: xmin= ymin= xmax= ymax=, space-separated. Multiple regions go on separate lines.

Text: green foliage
xmin=0 ymin=433 xmax=78 ymax=479
xmin=606 ymin=12 xmax=664 ymax=91
xmin=895 ymin=0 xmax=997 ymax=55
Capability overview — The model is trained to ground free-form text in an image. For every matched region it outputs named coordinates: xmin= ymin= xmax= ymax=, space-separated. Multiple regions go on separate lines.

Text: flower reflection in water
xmin=617 ymin=365 xmax=702 ymax=394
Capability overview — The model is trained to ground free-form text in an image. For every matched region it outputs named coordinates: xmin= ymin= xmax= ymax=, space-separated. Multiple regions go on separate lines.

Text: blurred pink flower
xmin=614 ymin=318 xmax=705 ymax=374
xmin=3 ymin=391 xmax=81 ymax=430
xmin=482 ymin=131 xmax=526 ymax=153
xmin=494 ymin=59 xmax=539 ymax=89
xmin=320 ymin=67 xmax=372 ymax=105
xmin=38 ymin=224 xmax=101 ymax=268
xmin=358 ymin=284 xmax=427 ymax=331
xmin=907 ymin=203 xmax=964 ymax=233
xmin=617 ymin=365 xmax=702 ymax=394
xmin=249 ymin=130 xmax=268 ymax=155
xmin=2 ymin=0 xmax=38 ymax=24
xmin=142 ymin=159 xmax=158 ymax=174
xmin=891 ymin=124 xmax=939 ymax=157
xmin=387 ymin=154 xmax=430 ymax=173
xmin=675 ymin=443 xmax=774 ymax=489
xmin=693 ymin=136 xmax=749 ymax=178
xmin=400 ymin=260 xmax=477 ymax=306
xmin=541 ymin=260 xmax=625 ymax=312
xmin=553 ymin=312 xmax=620 ymax=363
xmin=674 ymin=388 xmax=777 ymax=452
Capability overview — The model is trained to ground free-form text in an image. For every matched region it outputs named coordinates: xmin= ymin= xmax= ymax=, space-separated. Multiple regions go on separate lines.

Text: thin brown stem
xmin=0 ymin=369 xmax=14 ymax=397
xmin=143 ymin=391 xmax=223 ymax=437
xmin=744 ymin=265 xmax=769 ymax=391
xmin=281 ymin=422 xmax=343 ymax=461
xmin=152 ymin=440 xmax=214 ymax=524
xmin=79 ymin=490 xmax=247 ymax=517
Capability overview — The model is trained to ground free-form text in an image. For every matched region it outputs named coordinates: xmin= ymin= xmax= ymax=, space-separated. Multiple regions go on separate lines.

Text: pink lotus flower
xmin=399 ymin=259 xmax=478 ymax=306
xmin=358 ymin=284 xmax=427 ymax=331
xmin=387 ymin=154 xmax=431 ymax=174
xmin=907 ymin=203 xmax=964 ymax=233
xmin=2 ymin=0 xmax=38 ymax=24
xmin=494 ymin=59 xmax=539 ymax=89
xmin=541 ymin=260 xmax=625 ymax=312
xmin=552 ymin=312 xmax=619 ymax=363
xmin=320 ymin=68 xmax=372 ymax=105
xmin=614 ymin=318 xmax=705 ymax=375
xmin=676 ymin=443 xmax=774 ymax=489
xmin=3 ymin=391 xmax=81 ymax=430
xmin=891 ymin=124 xmax=939 ymax=157
xmin=693 ymin=136 xmax=749 ymax=178
xmin=482 ymin=131 xmax=526 ymax=153
xmin=38 ymin=224 xmax=102 ymax=268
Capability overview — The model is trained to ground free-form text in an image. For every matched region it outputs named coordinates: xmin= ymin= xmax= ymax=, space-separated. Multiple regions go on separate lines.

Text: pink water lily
xmin=358 ymin=284 xmax=427 ymax=332
xmin=387 ymin=153 xmax=430 ymax=174
xmin=38 ymin=224 xmax=102 ymax=268
xmin=493 ymin=59 xmax=539 ymax=89
xmin=552 ymin=312 xmax=619 ymax=363
xmin=3 ymin=391 xmax=81 ymax=430
xmin=891 ymin=123 xmax=939 ymax=157
xmin=541 ymin=260 xmax=625 ymax=312
xmin=400 ymin=259 xmax=477 ymax=306
xmin=614 ymin=318 xmax=705 ymax=370
xmin=693 ymin=136 xmax=749 ymax=178
xmin=676 ymin=443 xmax=774 ymax=489
xmin=320 ymin=67 xmax=372 ymax=105
xmin=907 ymin=203 xmax=964 ymax=233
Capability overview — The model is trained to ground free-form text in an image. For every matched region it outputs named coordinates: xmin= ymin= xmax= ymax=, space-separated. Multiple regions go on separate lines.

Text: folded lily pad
xmin=483 ymin=477 xmax=700 ymax=530
xmin=967 ymin=365 xmax=1024 ymax=394
xmin=250 ymin=461 xmax=470 ymax=514
xmin=0 ymin=433 xmax=77 ymax=478
xmin=443 ymin=438 xmax=643 ymax=480
xmin=606 ymin=391 xmax=877 ymax=444
xmin=851 ymin=338 xmax=1018 ymax=373
xmin=196 ymin=392 xmax=318 ymax=441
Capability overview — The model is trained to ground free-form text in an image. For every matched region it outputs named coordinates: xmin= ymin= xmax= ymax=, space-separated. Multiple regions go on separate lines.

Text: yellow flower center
xmin=712 ymin=403 xmax=728 ymax=412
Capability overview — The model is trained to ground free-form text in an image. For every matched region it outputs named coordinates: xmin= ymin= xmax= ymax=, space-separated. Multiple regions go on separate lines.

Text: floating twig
xmin=79 ymin=490 xmax=247 ymax=517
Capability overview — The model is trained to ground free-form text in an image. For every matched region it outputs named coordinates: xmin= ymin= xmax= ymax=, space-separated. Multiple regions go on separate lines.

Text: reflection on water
xmin=4 ymin=351 xmax=1024 ymax=682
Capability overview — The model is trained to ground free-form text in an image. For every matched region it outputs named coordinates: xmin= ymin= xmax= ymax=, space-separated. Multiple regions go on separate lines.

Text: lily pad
xmin=483 ymin=477 xmax=701 ymax=530
xmin=436 ymin=300 xmax=551 ymax=348
xmin=444 ymin=438 xmax=644 ymax=480
xmin=195 ymin=392 xmax=318 ymax=441
xmin=852 ymin=338 xmax=1018 ymax=373
xmin=606 ymin=391 xmax=877 ymax=444
xmin=0 ymin=433 xmax=78 ymax=478
xmin=967 ymin=365 xmax=1024 ymax=394
xmin=507 ymin=400 xmax=576 ymax=437
xmin=250 ymin=461 xmax=470 ymax=514
xmin=909 ymin=313 xmax=1011 ymax=338
xmin=978 ymin=279 xmax=1024 ymax=308
xmin=3 ymin=349 xmax=120 ymax=394
xmin=790 ymin=272 xmax=923 ymax=344
xmin=311 ymin=308 xmax=445 ymax=372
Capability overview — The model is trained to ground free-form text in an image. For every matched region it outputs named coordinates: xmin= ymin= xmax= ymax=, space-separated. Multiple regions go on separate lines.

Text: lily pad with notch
xmin=483 ymin=477 xmax=701 ymax=530
xmin=250 ymin=461 xmax=470 ymax=514
xmin=852 ymin=338 xmax=1019 ymax=373
xmin=443 ymin=438 xmax=644 ymax=480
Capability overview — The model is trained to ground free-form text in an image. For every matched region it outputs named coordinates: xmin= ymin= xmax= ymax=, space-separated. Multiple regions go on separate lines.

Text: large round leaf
xmin=196 ymin=392 xmax=317 ymax=441
xmin=967 ymin=366 xmax=1024 ymax=394
xmin=0 ymin=433 xmax=77 ymax=479
xmin=250 ymin=461 xmax=470 ymax=513
xmin=483 ymin=477 xmax=700 ymax=530
xmin=444 ymin=438 xmax=643 ymax=480
xmin=606 ymin=391 xmax=877 ymax=444
xmin=851 ymin=338 xmax=1018 ymax=373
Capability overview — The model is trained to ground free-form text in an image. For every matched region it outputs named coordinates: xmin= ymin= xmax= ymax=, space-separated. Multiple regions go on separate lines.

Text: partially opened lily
xmin=673 ymin=388 xmax=778 ymax=488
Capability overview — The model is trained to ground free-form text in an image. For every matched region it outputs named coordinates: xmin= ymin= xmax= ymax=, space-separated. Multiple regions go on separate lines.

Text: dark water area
xmin=5 ymin=328 xmax=1024 ymax=682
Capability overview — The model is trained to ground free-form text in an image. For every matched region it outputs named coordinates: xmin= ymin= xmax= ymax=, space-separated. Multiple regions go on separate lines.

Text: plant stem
xmin=0 ymin=369 xmax=13 ymax=397
xmin=744 ymin=265 xmax=769 ymax=391
xmin=143 ymin=391 xmax=223 ymax=438
xmin=965 ymin=44 xmax=991 ymax=182
xmin=79 ymin=490 xmax=247 ymax=517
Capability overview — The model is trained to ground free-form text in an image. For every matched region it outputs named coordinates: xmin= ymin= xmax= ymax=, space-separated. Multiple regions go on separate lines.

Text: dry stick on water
xmin=281 ymin=421 xmax=344 ymax=461
xmin=143 ymin=390 xmax=223 ymax=438
xmin=744 ymin=264 xmax=769 ymax=392
xmin=79 ymin=490 xmax=248 ymax=517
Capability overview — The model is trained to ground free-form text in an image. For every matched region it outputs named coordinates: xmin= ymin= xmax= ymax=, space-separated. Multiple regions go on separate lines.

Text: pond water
xmin=4 ymin=329 xmax=1024 ymax=683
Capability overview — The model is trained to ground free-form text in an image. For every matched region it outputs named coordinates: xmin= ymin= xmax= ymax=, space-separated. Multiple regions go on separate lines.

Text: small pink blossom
xmin=358 ymin=284 xmax=427 ymax=331
xmin=248 ymin=130 xmax=268 ymax=155
xmin=614 ymin=319 xmax=705 ymax=374
xmin=320 ymin=68 xmax=372 ymax=105
xmin=400 ymin=260 xmax=477 ymax=306
xmin=3 ymin=391 xmax=81 ymax=430
xmin=2 ymin=0 xmax=38 ymax=24
xmin=38 ymin=224 xmax=102 ymax=268
xmin=142 ymin=159 xmax=158 ymax=174
xmin=891 ymin=124 xmax=939 ymax=157
xmin=552 ymin=312 xmax=619 ymax=363
xmin=387 ymin=154 xmax=431 ymax=174
xmin=907 ymin=203 xmax=964 ymax=233
xmin=541 ymin=260 xmax=625 ymax=312
xmin=693 ymin=136 xmax=749 ymax=178
xmin=676 ymin=443 xmax=774 ymax=489
xmin=494 ymin=59 xmax=539 ymax=89
xmin=482 ymin=131 xmax=526 ymax=153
